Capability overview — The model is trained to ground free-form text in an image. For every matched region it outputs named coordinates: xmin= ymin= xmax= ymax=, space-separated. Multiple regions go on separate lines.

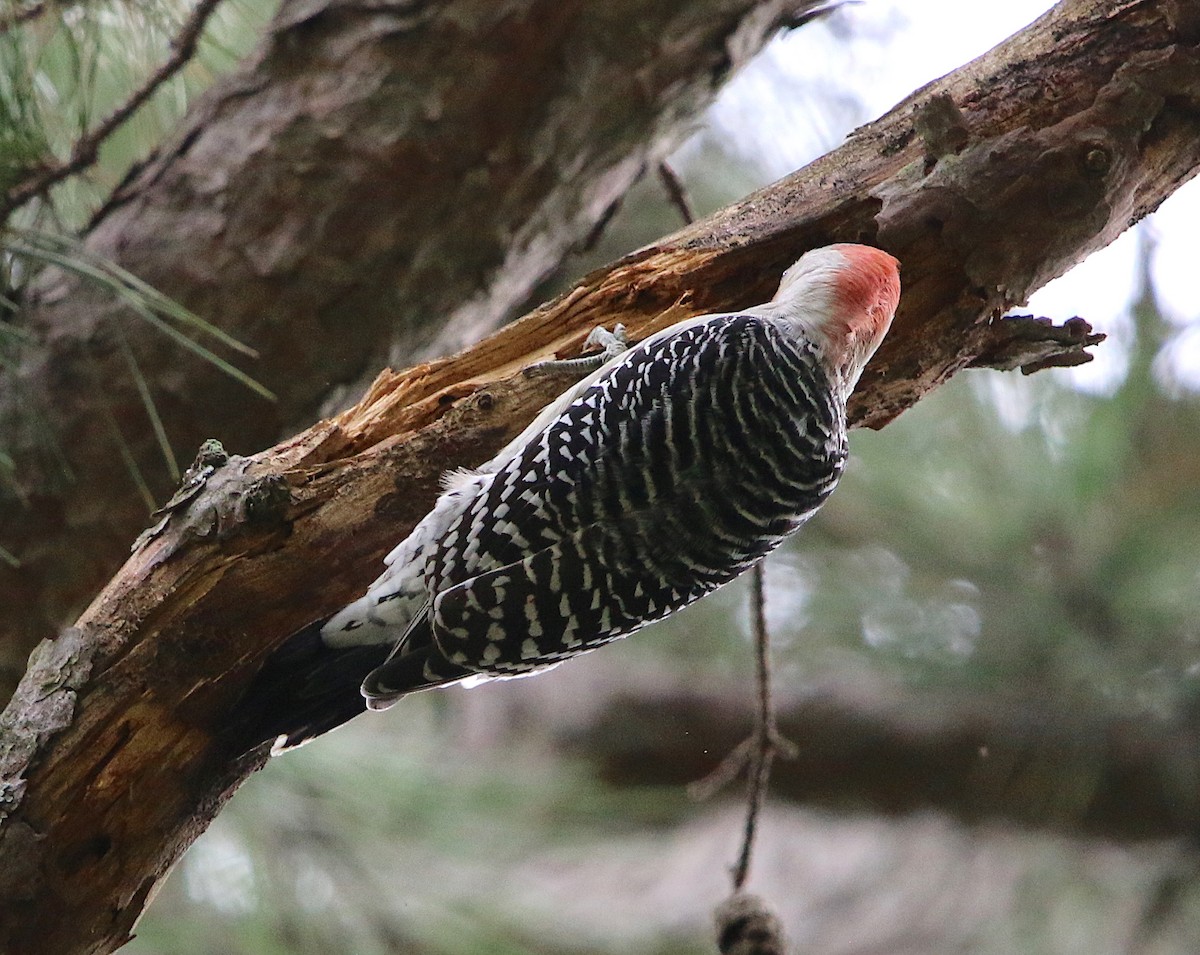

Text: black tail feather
xmin=361 ymin=645 xmax=474 ymax=710
xmin=223 ymin=619 xmax=390 ymax=755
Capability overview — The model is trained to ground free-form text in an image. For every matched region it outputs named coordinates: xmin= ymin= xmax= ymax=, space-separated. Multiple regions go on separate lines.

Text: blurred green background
xmin=6 ymin=1 xmax=1200 ymax=952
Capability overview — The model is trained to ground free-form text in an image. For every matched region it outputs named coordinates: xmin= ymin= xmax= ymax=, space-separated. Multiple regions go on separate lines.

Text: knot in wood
xmin=1082 ymin=146 xmax=1111 ymax=176
xmin=243 ymin=474 xmax=291 ymax=525
xmin=915 ymin=91 xmax=970 ymax=164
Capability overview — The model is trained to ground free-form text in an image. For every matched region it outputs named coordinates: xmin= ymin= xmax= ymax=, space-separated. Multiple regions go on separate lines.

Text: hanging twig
xmin=709 ymin=563 xmax=796 ymax=954
xmin=732 ymin=563 xmax=777 ymax=888
xmin=654 ymin=154 xmax=794 ymax=914
xmin=657 ymin=160 xmax=696 ymax=226
xmin=1 ymin=0 xmax=227 ymax=219
xmin=691 ymin=565 xmax=797 ymax=872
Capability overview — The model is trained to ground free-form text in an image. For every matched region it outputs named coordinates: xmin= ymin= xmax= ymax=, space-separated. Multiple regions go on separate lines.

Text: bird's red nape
xmin=828 ymin=243 xmax=901 ymax=343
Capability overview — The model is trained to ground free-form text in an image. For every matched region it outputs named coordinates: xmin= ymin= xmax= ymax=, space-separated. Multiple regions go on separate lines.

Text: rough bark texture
xmin=3 ymin=0 xmax=1200 ymax=952
xmin=0 ymin=0 xmax=821 ymax=695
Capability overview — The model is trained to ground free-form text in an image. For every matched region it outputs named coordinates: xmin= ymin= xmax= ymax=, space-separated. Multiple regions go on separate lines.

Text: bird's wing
xmin=324 ymin=316 xmax=736 ymax=649
xmin=418 ymin=313 xmax=845 ymax=673
xmin=477 ymin=314 xmax=723 ymax=477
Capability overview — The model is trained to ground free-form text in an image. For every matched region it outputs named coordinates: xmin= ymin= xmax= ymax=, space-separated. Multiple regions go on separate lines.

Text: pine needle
xmin=9 ymin=228 xmax=259 ymax=355
xmin=88 ymin=352 xmax=157 ymax=514
xmin=4 ymin=230 xmax=276 ymax=400
xmin=116 ymin=324 xmax=180 ymax=481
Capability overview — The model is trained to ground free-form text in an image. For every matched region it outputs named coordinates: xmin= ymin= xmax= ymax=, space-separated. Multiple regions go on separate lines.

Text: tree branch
xmin=0 ymin=0 xmax=822 ymax=693
xmin=3 ymin=0 xmax=1200 ymax=950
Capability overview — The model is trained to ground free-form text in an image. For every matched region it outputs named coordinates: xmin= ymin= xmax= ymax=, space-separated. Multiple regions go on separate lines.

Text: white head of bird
xmin=771 ymin=243 xmax=901 ymax=401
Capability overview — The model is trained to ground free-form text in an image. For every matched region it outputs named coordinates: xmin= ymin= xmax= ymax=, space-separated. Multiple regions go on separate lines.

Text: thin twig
xmin=658 ymin=162 xmax=794 ymax=893
xmin=732 ymin=562 xmax=773 ymax=890
xmin=578 ymin=192 xmax=626 ymax=252
xmin=657 ymin=161 xmax=696 ymax=226
xmin=688 ymin=562 xmax=797 ymax=889
xmin=688 ymin=736 xmax=754 ymax=801
xmin=1 ymin=0 xmax=226 ymax=219
xmin=709 ymin=563 xmax=795 ymax=953
xmin=0 ymin=1 xmax=46 ymax=35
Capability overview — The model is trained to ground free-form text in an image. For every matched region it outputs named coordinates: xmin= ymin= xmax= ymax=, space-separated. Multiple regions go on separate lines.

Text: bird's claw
xmin=583 ymin=323 xmax=629 ymax=360
xmin=525 ymin=324 xmax=631 ymax=378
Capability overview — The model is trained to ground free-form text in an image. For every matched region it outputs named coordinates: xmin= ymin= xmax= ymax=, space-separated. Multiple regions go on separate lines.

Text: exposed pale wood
xmin=0 ymin=0 xmax=821 ymax=692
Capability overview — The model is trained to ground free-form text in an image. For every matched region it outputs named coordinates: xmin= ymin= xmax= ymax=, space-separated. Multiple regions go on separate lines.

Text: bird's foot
xmin=525 ymin=324 xmax=629 ymax=378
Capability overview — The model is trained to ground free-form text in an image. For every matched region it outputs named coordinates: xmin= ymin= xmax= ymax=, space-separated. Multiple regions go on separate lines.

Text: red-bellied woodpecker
xmin=241 ymin=244 xmax=900 ymax=750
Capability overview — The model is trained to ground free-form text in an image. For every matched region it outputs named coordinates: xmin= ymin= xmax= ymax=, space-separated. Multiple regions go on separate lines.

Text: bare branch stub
xmin=657 ymin=161 xmax=697 ymax=227
xmin=968 ymin=314 xmax=1106 ymax=374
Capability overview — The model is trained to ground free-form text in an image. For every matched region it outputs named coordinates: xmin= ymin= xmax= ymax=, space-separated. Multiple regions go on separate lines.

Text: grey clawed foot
xmin=584 ymin=323 xmax=629 ymax=361
xmin=524 ymin=324 xmax=630 ymax=378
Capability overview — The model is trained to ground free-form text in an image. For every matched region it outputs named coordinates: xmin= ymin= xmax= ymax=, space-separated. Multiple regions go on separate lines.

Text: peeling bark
xmin=3 ymin=0 xmax=1200 ymax=951
xmin=0 ymin=0 xmax=820 ymax=692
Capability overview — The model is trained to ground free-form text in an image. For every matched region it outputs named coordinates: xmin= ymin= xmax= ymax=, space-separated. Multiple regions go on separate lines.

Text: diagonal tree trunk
xmin=0 ymin=0 xmax=826 ymax=694
xmin=3 ymin=1 xmax=1200 ymax=952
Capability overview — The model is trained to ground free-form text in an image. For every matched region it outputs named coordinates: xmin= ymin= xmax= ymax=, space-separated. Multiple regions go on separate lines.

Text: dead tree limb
xmin=0 ymin=0 xmax=820 ymax=689
xmin=3 ymin=0 xmax=1200 ymax=952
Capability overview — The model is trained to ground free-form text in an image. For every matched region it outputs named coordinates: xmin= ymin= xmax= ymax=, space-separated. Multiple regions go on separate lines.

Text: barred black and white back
xmin=238 ymin=244 xmax=900 ymax=749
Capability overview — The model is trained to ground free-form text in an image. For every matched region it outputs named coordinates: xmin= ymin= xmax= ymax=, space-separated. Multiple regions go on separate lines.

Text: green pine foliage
xmin=0 ymin=0 xmax=276 ymax=228
xmin=0 ymin=0 xmax=279 ymax=507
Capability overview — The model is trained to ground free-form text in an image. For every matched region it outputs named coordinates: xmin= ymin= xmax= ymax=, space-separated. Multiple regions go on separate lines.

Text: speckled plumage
xmin=353 ymin=314 xmax=846 ymax=701
xmin=240 ymin=244 xmax=900 ymax=749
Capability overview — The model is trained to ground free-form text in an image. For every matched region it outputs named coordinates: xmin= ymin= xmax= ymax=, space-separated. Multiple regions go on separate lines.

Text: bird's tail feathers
xmin=223 ymin=617 xmax=389 ymax=755
xmin=361 ymin=645 xmax=473 ymax=711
